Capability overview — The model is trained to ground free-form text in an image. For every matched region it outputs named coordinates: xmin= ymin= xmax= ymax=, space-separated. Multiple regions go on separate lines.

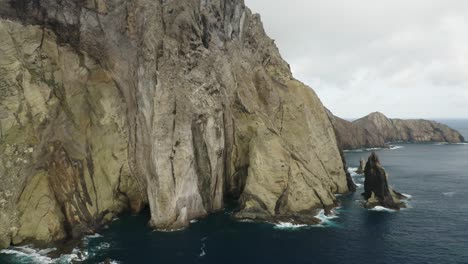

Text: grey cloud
xmin=245 ymin=0 xmax=468 ymax=118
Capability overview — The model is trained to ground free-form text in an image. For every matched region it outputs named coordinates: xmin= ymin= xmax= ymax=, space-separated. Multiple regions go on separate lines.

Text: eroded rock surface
xmin=327 ymin=110 xmax=385 ymax=150
xmin=0 ymin=0 xmax=350 ymax=248
xmin=362 ymin=152 xmax=406 ymax=210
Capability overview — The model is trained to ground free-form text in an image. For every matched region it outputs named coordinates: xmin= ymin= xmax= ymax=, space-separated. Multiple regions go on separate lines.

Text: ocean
xmin=1 ymin=120 xmax=468 ymax=264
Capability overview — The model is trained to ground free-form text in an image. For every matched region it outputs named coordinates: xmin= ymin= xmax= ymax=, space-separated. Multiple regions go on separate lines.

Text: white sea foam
xmin=274 ymin=222 xmax=308 ymax=229
xmin=273 ymin=209 xmax=339 ymax=230
xmin=389 ymin=145 xmax=404 ymax=150
xmin=86 ymin=233 xmax=103 ymax=239
xmin=190 ymin=219 xmax=199 ymax=223
xmin=402 ymin=193 xmax=413 ymax=199
xmin=95 ymin=242 xmax=111 ymax=251
xmin=455 ymin=142 xmax=468 ymax=145
xmin=315 ymin=209 xmax=338 ymax=222
xmin=0 ymin=246 xmax=54 ymax=264
xmin=199 ymin=237 xmax=207 ymax=257
xmin=344 ymin=147 xmax=383 ymax=153
xmin=0 ymin=245 xmax=90 ymax=264
xmin=199 ymin=245 xmax=206 ymax=257
xmin=347 ymin=167 xmax=359 ymax=177
xmin=369 ymin=206 xmax=396 ymax=212
xmin=355 ymin=183 xmax=363 ymax=188
xmin=313 ymin=209 xmax=340 ymax=228
xmin=442 ymin=192 xmax=456 ymax=197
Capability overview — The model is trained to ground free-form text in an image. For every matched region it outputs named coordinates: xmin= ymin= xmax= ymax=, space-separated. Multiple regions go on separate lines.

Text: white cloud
xmin=245 ymin=0 xmax=468 ymax=118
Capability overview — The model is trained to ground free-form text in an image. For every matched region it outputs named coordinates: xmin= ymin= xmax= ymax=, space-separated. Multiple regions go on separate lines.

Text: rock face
xmin=329 ymin=111 xmax=465 ymax=150
xmin=362 ymin=152 xmax=406 ymax=210
xmin=327 ymin=110 xmax=385 ymax=150
xmin=0 ymin=0 xmax=351 ymax=248
xmin=356 ymin=158 xmax=366 ymax=175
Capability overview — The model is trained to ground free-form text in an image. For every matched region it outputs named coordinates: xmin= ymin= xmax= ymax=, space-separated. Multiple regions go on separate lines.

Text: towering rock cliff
xmin=329 ymin=111 xmax=465 ymax=150
xmin=0 ymin=0 xmax=350 ymax=248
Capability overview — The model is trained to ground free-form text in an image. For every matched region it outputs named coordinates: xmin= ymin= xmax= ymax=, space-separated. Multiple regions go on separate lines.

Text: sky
xmin=245 ymin=0 xmax=468 ymax=119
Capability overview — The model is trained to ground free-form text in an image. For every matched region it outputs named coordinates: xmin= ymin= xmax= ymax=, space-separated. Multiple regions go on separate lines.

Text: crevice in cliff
xmin=274 ymin=166 xmax=291 ymax=215
xmin=192 ymin=116 xmax=213 ymax=211
xmin=170 ymin=99 xmax=177 ymax=190
xmin=85 ymin=140 xmax=100 ymax=215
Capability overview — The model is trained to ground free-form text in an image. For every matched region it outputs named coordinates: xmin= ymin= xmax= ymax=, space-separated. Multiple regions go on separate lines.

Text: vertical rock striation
xmin=0 ymin=0 xmax=351 ymax=248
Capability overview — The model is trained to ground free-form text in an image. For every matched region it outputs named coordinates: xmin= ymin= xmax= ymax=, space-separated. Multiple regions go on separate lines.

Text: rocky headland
xmin=362 ymin=152 xmax=407 ymax=210
xmin=0 ymin=0 xmax=352 ymax=249
xmin=328 ymin=111 xmax=465 ymax=150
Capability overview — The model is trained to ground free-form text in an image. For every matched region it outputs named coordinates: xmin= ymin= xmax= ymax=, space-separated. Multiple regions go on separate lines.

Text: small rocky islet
xmin=361 ymin=152 xmax=407 ymax=210
xmin=0 ymin=0 xmax=464 ymax=252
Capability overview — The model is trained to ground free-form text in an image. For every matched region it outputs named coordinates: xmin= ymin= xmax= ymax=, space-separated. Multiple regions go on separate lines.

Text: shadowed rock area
xmin=362 ymin=152 xmax=406 ymax=210
xmin=0 ymin=0 xmax=352 ymax=248
xmin=328 ymin=111 xmax=465 ymax=150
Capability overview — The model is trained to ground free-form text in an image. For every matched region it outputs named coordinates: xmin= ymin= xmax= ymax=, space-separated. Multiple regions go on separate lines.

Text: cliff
xmin=327 ymin=110 xmax=386 ymax=150
xmin=0 ymin=0 xmax=350 ymax=248
xmin=329 ymin=111 xmax=465 ymax=150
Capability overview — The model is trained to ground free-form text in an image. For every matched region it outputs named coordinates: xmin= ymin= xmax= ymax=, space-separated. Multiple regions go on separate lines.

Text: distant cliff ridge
xmin=328 ymin=111 xmax=465 ymax=150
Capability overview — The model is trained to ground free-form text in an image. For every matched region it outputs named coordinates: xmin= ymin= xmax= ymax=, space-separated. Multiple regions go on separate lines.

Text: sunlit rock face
xmin=0 ymin=0 xmax=350 ymax=248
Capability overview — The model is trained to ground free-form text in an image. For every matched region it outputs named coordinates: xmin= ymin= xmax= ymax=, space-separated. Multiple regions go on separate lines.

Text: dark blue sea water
xmin=1 ymin=121 xmax=468 ymax=264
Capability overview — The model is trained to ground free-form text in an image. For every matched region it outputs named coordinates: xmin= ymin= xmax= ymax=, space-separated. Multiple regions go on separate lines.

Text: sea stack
xmin=362 ymin=152 xmax=406 ymax=210
xmin=356 ymin=158 xmax=366 ymax=174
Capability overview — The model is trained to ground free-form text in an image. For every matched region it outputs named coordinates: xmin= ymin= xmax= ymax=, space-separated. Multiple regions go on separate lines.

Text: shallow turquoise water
xmin=1 ymin=123 xmax=468 ymax=264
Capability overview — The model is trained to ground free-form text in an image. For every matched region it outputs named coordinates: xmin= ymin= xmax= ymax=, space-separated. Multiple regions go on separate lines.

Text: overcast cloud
xmin=245 ymin=0 xmax=468 ymax=119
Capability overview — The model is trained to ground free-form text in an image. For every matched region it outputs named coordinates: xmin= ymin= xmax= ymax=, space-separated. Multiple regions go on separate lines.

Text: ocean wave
xmin=274 ymin=222 xmax=308 ymax=230
xmin=85 ymin=233 xmax=103 ymax=239
xmin=0 ymin=245 xmax=89 ymax=264
xmin=347 ymin=167 xmax=360 ymax=177
xmin=273 ymin=209 xmax=339 ymax=230
xmin=314 ymin=209 xmax=340 ymax=228
xmin=199 ymin=244 xmax=206 ymax=257
xmin=190 ymin=219 xmax=199 ymax=223
xmin=455 ymin=142 xmax=468 ymax=145
xmin=369 ymin=206 xmax=396 ymax=212
xmin=199 ymin=237 xmax=207 ymax=257
xmin=94 ymin=242 xmax=111 ymax=251
xmin=344 ymin=147 xmax=382 ymax=153
xmin=442 ymin=192 xmax=456 ymax=197
xmin=0 ymin=246 xmax=54 ymax=264
xmin=99 ymin=260 xmax=120 ymax=264
xmin=389 ymin=145 xmax=404 ymax=150
xmin=355 ymin=183 xmax=363 ymax=188
xmin=402 ymin=193 xmax=413 ymax=199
